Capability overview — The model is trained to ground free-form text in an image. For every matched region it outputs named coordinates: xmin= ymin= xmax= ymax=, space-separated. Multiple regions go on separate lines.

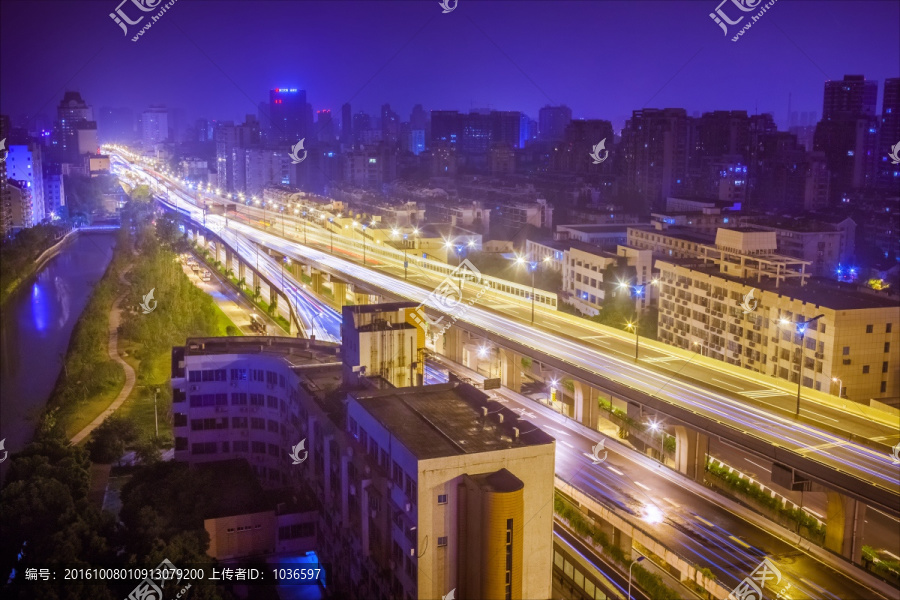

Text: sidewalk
xmin=70 ymin=270 xmax=136 ymax=445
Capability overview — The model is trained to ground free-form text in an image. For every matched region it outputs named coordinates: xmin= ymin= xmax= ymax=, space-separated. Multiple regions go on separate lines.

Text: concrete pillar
xmin=238 ymin=260 xmax=246 ymax=285
xmin=500 ymin=348 xmax=522 ymax=393
xmin=573 ymin=381 xmax=593 ymax=428
xmin=825 ymin=492 xmax=866 ymax=563
xmin=614 ymin=528 xmax=633 ymax=560
xmin=673 ymin=425 xmax=709 ymax=482
xmin=443 ymin=326 xmax=463 ymax=363
xmin=333 ymin=281 xmax=347 ymax=309
xmin=310 ymin=271 xmax=323 ymax=295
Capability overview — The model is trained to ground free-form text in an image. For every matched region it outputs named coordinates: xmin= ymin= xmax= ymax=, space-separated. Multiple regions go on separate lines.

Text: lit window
xmin=438 ymin=494 xmax=448 ymax=505
xmin=437 ymin=536 xmax=448 ymax=547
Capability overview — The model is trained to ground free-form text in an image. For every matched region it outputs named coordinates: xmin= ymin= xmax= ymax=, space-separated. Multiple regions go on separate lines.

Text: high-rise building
xmin=551 ymin=119 xmax=613 ymax=174
xmin=75 ymin=122 xmax=99 ymax=155
xmin=381 ymin=103 xmax=400 ymax=147
xmin=216 ymin=116 xmax=261 ymax=192
xmin=822 ymin=75 xmax=877 ymax=120
xmin=315 ymin=110 xmax=334 ymax=143
xmin=814 ymin=75 xmax=879 ymax=203
xmin=268 ymin=88 xmax=308 ymax=145
xmin=55 ymin=91 xmax=93 ymax=162
xmin=6 ymin=141 xmax=45 ymax=225
xmin=621 ymin=108 xmax=692 ymax=211
xmin=878 ymin=77 xmax=900 ymax=188
xmin=431 ymin=110 xmax=460 ymax=147
xmin=142 ymin=106 xmax=170 ymax=147
xmin=342 ymin=144 xmax=396 ymax=188
xmin=353 ymin=111 xmax=371 ymax=146
xmin=43 ymin=163 xmax=66 ymax=219
xmin=341 ymin=102 xmax=352 ymax=145
xmin=410 ymin=104 xmax=427 ymax=130
xmin=538 ymin=105 xmax=572 ymax=141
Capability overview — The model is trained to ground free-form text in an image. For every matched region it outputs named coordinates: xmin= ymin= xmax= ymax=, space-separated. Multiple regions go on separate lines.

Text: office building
xmin=43 ymin=164 xmax=65 ymax=218
xmin=316 ymin=110 xmax=334 ymax=143
xmin=822 ymin=75 xmax=877 ymax=120
xmin=7 ymin=180 xmax=33 ymax=231
xmin=561 ymin=243 xmax=654 ymax=317
xmin=0 ymin=115 xmax=10 ymax=237
xmin=538 ymin=105 xmax=572 ymax=141
xmin=551 ymin=119 xmax=614 ymax=174
xmin=343 ymin=145 xmax=397 ymax=189
xmin=141 ymin=105 xmax=170 ymax=147
xmin=268 ymin=87 xmax=309 ymax=145
xmin=6 ymin=141 xmax=45 ymax=225
xmin=216 ymin=116 xmax=261 ymax=192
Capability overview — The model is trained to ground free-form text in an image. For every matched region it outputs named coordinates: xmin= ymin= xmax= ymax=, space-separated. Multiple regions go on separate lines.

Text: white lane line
xmin=711 ymin=378 xmax=744 ymax=390
xmin=744 ymin=459 xmax=772 ymax=473
xmin=561 ymin=441 xmax=575 ymax=449
xmin=662 ymin=497 xmax=680 ymax=508
xmin=694 ymin=515 xmax=716 ymax=528
xmin=634 ymin=481 xmax=652 ymax=491
xmin=607 ymin=466 xmax=624 ymax=476
xmin=804 ymin=409 xmax=840 ymax=423
xmin=546 ymin=426 xmax=569 ymax=436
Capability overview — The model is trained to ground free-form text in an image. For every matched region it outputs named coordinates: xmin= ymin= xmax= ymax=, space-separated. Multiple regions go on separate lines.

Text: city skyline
xmin=1 ymin=1 xmax=897 ymax=129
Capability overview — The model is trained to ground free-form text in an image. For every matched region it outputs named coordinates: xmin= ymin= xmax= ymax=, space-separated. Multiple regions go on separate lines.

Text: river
xmin=0 ymin=231 xmax=117 ymax=467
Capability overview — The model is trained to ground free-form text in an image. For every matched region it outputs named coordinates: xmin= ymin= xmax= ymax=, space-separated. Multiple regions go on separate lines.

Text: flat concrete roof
xmin=657 ymin=258 xmax=899 ymax=310
xmin=182 ymin=337 xmax=341 ymax=368
xmin=351 ymin=382 xmax=554 ymax=460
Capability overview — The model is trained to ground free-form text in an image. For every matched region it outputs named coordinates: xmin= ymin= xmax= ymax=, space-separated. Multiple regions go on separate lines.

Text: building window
xmin=230 ymin=368 xmax=247 ymax=381
xmin=392 ymin=461 xmax=403 ymax=486
xmin=231 ymin=392 xmax=247 ymax=405
xmin=886 ymin=342 xmax=891 ymax=353
xmin=887 ymin=323 xmax=893 ymax=333
xmin=866 ymin=324 xmax=874 ymax=333
xmin=438 ymin=494 xmax=448 ymax=505
xmin=863 ymin=365 xmax=870 ymax=374
xmin=883 ymin=362 xmax=889 ymax=373
xmin=437 ymin=536 xmax=448 ymax=547
xmin=267 ymin=395 xmax=279 ymax=408
xmin=881 ymin=381 xmax=888 ymax=393
xmin=842 ymin=346 xmax=850 ymax=356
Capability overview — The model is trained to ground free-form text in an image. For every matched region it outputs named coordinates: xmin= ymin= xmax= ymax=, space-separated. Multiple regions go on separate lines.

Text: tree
xmin=86 ymin=415 xmax=139 ymax=463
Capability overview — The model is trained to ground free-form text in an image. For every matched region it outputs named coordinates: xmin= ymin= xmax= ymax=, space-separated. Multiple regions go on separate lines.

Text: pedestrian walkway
xmin=70 ymin=270 xmax=137 ymax=444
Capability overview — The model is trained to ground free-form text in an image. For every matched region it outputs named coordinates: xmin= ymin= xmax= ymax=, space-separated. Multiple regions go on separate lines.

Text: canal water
xmin=0 ymin=231 xmax=117 ymax=466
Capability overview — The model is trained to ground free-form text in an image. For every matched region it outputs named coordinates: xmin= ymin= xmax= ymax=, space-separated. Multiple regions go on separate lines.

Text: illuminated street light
xmin=832 ymin=376 xmax=843 ymax=399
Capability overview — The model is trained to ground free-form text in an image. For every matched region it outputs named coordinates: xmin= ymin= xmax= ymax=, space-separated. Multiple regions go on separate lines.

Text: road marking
xmin=711 ymin=378 xmax=744 ymax=390
xmin=662 ymin=497 xmax=680 ymax=508
xmin=560 ymin=441 xmax=575 ymax=449
xmin=729 ymin=535 xmax=751 ymax=550
xmin=640 ymin=356 xmax=685 ymax=364
xmin=740 ymin=389 xmax=791 ymax=399
xmin=634 ymin=481 xmax=652 ymax=491
xmin=607 ymin=466 xmax=624 ymax=476
xmin=796 ymin=440 xmax=851 ymax=454
xmin=804 ymin=410 xmax=840 ymax=423
xmin=546 ymin=426 xmax=568 ymax=436
xmin=744 ymin=459 xmax=772 ymax=473
xmin=694 ymin=515 xmax=715 ymax=528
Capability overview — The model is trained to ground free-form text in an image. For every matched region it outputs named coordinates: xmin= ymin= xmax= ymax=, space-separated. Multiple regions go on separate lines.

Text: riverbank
xmin=0 ymin=224 xmax=76 ymax=306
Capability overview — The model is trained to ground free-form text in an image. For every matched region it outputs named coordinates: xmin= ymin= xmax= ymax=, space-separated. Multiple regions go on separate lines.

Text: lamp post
xmin=516 ymin=255 xmax=541 ymax=324
xmin=280 ymin=206 xmax=285 ymax=237
xmin=780 ymin=314 xmax=825 ymax=416
xmin=628 ymin=556 xmax=645 ymax=600
xmin=361 ymin=224 xmax=367 ymax=264
xmin=832 ymin=376 xmax=843 ymax=399
xmin=329 ymin=218 xmax=335 ymax=253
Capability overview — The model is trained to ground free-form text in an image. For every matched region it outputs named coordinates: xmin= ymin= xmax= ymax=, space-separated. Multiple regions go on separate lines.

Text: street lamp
xmin=646 ymin=419 xmax=665 ymax=460
xmin=626 ymin=321 xmax=639 ymax=362
xmin=628 ymin=556 xmax=645 ymax=600
xmin=832 ymin=377 xmax=843 ymax=399
xmin=361 ymin=224 xmax=368 ymax=264
xmin=779 ymin=314 xmax=825 ymax=416
xmin=515 ymin=255 xmax=539 ymax=324
xmin=328 ymin=218 xmax=335 ymax=253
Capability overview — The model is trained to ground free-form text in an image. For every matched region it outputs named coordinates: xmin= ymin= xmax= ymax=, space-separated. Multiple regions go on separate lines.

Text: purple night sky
xmin=1 ymin=0 xmax=898 ymax=129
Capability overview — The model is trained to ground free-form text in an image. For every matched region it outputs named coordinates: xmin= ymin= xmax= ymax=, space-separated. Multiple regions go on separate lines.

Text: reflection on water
xmin=0 ymin=232 xmax=116 ymax=463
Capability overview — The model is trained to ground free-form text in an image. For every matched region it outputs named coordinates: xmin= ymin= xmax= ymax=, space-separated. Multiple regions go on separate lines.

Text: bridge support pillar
xmin=217 ymin=242 xmax=226 ymax=265
xmin=310 ymin=271 xmax=323 ymax=295
xmin=500 ymin=348 xmax=522 ymax=393
xmin=673 ymin=425 xmax=708 ymax=482
xmin=572 ymin=381 xmax=594 ymax=429
xmin=613 ymin=528 xmax=633 ymax=560
xmin=332 ymin=281 xmax=347 ymax=309
xmin=443 ymin=326 xmax=463 ymax=364
xmin=825 ymin=492 xmax=866 ymax=563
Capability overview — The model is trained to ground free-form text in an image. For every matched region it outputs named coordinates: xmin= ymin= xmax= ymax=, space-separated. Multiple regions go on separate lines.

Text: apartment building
xmin=561 ymin=243 xmax=654 ymax=317
xmin=170 ymin=328 xmax=555 ymax=599
xmin=655 ymin=260 xmax=899 ymax=400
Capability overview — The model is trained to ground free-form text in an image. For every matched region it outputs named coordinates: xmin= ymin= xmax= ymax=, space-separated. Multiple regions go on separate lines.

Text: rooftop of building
xmin=558 ymin=223 xmax=636 ymax=234
xmin=351 ymin=382 xmax=554 ymax=460
xmin=746 ymin=216 xmax=841 ymax=233
xmin=656 ymin=258 xmax=899 ymax=310
xmin=182 ymin=336 xmax=341 ymax=369
xmin=343 ymin=301 xmax=418 ymax=315
xmin=194 ymin=459 xmax=318 ymax=519
xmin=466 ymin=468 xmax=523 ymax=493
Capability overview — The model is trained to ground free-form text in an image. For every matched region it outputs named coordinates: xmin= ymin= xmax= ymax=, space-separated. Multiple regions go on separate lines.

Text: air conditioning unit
xmin=405 ymin=502 xmax=411 ymax=512
xmin=190 ymin=385 xmax=199 ymax=391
